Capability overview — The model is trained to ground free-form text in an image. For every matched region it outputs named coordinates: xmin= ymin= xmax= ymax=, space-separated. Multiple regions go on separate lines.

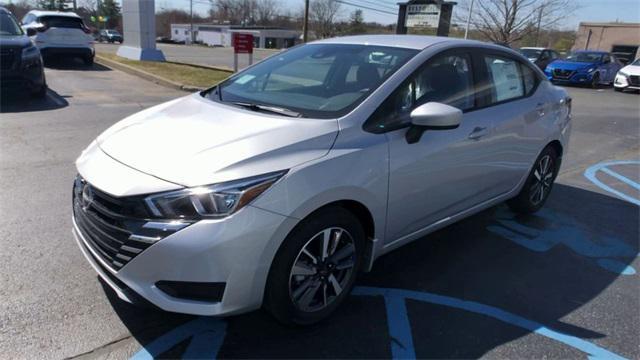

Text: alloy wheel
xmin=529 ymin=155 xmax=554 ymax=205
xmin=288 ymin=227 xmax=356 ymax=312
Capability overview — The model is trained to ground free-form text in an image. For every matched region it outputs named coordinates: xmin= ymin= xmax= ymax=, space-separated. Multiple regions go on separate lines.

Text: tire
xmin=591 ymin=73 xmax=600 ymax=89
xmin=264 ymin=206 xmax=365 ymax=326
xmin=32 ymin=83 xmax=47 ymax=98
xmin=614 ymin=87 xmax=623 ymax=92
xmin=83 ymin=55 xmax=94 ymax=66
xmin=507 ymin=146 xmax=559 ymax=214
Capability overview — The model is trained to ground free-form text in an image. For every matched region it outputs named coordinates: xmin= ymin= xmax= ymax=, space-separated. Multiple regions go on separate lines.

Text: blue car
xmin=545 ymin=51 xmax=623 ymax=88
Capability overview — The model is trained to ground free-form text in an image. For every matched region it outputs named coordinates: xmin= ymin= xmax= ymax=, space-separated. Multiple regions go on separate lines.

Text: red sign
xmin=233 ymin=33 xmax=254 ymax=54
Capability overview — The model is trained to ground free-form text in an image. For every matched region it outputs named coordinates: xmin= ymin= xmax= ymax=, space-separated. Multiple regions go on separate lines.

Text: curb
xmin=94 ymin=55 xmax=209 ymax=92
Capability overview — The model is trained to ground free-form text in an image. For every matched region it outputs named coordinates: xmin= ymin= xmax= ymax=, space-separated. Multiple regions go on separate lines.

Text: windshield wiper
xmin=231 ymin=102 xmax=302 ymax=118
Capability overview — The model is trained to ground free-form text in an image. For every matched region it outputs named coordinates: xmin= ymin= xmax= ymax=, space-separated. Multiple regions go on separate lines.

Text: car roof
xmin=28 ymin=10 xmax=81 ymax=18
xmin=0 ymin=6 xmax=11 ymax=14
xmin=521 ymin=47 xmax=547 ymax=50
xmin=312 ymin=35 xmax=482 ymax=50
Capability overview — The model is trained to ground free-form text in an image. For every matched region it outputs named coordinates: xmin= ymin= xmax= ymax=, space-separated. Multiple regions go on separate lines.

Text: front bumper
xmin=39 ymin=46 xmax=94 ymax=59
xmin=0 ymin=60 xmax=45 ymax=95
xmin=614 ymin=74 xmax=640 ymax=90
xmin=73 ymin=201 xmax=295 ymax=316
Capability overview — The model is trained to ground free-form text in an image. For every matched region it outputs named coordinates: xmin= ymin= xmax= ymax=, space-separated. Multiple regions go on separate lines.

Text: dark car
xmin=99 ymin=29 xmax=123 ymax=43
xmin=545 ymin=50 xmax=624 ymax=88
xmin=0 ymin=7 xmax=46 ymax=97
xmin=519 ymin=47 xmax=561 ymax=71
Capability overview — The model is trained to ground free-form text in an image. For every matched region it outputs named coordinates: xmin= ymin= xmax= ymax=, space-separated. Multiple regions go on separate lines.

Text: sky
xmin=155 ymin=0 xmax=640 ymax=29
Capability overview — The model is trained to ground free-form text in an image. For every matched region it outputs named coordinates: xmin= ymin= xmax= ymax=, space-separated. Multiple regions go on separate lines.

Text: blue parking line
xmin=384 ymin=294 xmax=416 ymax=359
xmin=353 ymin=287 xmax=627 ymax=360
xmin=584 ymin=161 xmax=640 ymax=206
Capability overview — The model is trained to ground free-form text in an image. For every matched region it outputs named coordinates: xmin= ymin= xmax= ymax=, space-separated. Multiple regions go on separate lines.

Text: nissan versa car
xmin=545 ymin=50 xmax=622 ymax=88
xmin=72 ymin=35 xmax=572 ymax=325
xmin=0 ymin=7 xmax=46 ymax=97
xmin=519 ymin=47 xmax=560 ymax=71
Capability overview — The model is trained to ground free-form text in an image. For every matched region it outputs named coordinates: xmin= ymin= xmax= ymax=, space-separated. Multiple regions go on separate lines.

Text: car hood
xmin=548 ymin=60 xmax=598 ymax=71
xmin=97 ymin=94 xmax=339 ymax=187
xmin=620 ymin=64 xmax=640 ymax=76
xmin=0 ymin=35 xmax=30 ymax=47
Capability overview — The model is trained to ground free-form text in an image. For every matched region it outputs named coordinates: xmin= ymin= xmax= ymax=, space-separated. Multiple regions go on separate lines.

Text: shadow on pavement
xmin=44 ymin=57 xmax=111 ymax=71
xmin=103 ymin=183 xmax=638 ymax=358
xmin=0 ymin=87 xmax=68 ymax=113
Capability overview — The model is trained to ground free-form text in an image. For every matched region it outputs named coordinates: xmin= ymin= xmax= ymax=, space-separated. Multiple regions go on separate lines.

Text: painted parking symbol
xmin=487 ymin=207 xmax=637 ymax=275
xmin=130 ymin=286 xmax=628 ymax=360
xmin=585 ymin=160 xmax=640 ymax=206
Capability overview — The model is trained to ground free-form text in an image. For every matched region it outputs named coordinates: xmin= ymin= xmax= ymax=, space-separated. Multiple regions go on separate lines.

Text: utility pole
xmin=190 ymin=0 xmax=194 ymax=44
xmin=302 ymin=0 xmax=310 ymax=42
xmin=534 ymin=1 xmax=545 ymax=47
xmin=464 ymin=0 xmax=475 ymax=39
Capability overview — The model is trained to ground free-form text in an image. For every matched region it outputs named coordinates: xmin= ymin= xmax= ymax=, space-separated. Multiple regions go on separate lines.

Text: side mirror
xmin=406 ymin=102 xmax=462 ymax=144
xmin=26 ymin=27 xmax=37 ymax=37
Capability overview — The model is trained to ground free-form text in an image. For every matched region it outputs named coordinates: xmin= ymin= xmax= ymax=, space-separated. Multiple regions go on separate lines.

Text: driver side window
xmin=365 ymin=52 xmax=475 ymax=133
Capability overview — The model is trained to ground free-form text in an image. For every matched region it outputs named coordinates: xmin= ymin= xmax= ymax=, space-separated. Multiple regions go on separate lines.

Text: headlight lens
xmin=618 ymin=71 xmax=629 ymax=77
xmin=21 ymin=43 xmax=40 ymax=60
xmin=586 ymin=67 xmax=595 ymax=73
xmin=145 ymin=170 xmax=286 ymax=220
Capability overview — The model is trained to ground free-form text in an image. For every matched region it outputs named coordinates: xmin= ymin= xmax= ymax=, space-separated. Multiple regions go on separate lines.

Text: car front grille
xmin=629 ymin=75 xmax=640 ymax=86
xmin=73 ymin=175 xmax=192 ymax=271
xmin=553 ymin=69 xmax=574 ymax=79
xmin=0 ymin=48 xmax=18 ymax=71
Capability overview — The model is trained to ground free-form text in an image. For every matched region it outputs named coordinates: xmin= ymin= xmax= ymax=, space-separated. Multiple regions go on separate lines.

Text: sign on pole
xmin=232 ymin=33 xmax=254 ymax=72
xmin=405 ymin=3 xmax=441 ymax=28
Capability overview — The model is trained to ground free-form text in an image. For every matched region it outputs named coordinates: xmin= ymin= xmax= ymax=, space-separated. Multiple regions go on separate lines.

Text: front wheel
xmin=507 ymin=146 xmax=559 ymax=214
xmin=265 ymin=207 xmax=365 ymax=326
xmin=591 ymin=73 xmax=601 ymax=89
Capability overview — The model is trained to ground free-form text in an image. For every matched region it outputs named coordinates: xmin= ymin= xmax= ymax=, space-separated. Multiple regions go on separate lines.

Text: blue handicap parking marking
xmin=131 ymin=286 xmax=629 ymax=360
xmin=487 ymin=207 xmax=637 ymax=275
xmin=585 ymin=160 xmax=640 ymax=206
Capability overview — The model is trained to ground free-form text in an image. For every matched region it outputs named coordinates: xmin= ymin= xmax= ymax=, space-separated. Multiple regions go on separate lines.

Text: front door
xmin=365 ymin=50 xmax=495 ymax=243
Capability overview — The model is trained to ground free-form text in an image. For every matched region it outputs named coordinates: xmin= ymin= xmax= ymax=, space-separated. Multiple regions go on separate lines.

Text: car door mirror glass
xmin=406 ymin=102 xmax=463 ymax=144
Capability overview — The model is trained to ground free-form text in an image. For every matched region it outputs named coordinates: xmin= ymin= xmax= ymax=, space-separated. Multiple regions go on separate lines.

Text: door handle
xmin=468 ymin=126 xmax=488 ymax=140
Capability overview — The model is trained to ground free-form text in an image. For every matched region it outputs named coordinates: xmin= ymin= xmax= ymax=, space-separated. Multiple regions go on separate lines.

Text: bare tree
xmin=310 ymin=0 xmax=341 ymax=38
xmin=255 ymin=0 xmax=280 ymax=26
xmin=210 ymin=0 xmax=257 ymax=25
xmin=457 ymin=0 xmax=578 ymax=45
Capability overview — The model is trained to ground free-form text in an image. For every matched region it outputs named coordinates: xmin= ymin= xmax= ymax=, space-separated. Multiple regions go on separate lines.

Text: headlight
xmin=21 ymin=43 xmax=40 ymax=61
xmin=145 ymin=170 xmax=287 ymax=219
xmin=618 ymin=71 xmax=629 ymax=78
xmin=586 ymin=67 xmax=595 ymax=73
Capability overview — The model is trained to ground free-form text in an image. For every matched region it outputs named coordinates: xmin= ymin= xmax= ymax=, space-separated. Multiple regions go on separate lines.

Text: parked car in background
xmin=0 ymin=7 xmax=46 ymax=97
xmin=72 ymin=35 xmax=571 ymax=325
xmin=98 ymin=29 xmax=122 ymax=43
xmin=545 ymin=50 xmax=623 ymax=88
xmin=614 ymin=58 xmax=640 ymax=92
xmin=520 ymin=47 xmax=561 ymax=71
xmin=21 ymin=10 xmax=94 ymax=65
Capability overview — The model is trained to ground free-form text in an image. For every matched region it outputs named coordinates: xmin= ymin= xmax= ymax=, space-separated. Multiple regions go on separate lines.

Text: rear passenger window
xmin=483 ymin=55 xmax=524 ymax=103
xmin=520 ymin=63 xmax=538 ymax=95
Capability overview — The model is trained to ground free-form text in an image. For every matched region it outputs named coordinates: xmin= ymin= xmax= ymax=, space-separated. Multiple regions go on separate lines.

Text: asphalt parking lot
xmin=0 ymin=62 xmax=638 ymax=359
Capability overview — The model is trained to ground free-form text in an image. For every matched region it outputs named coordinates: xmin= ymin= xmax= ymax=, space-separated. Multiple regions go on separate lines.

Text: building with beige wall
xmin=573 ymin=22 xmax=640 ymax=63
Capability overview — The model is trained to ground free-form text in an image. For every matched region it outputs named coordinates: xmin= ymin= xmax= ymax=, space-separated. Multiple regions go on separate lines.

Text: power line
xmin=350 ymin=0 xmax=397 ymax=12
xmin=335 ymin=0 xmax=398 ymax=16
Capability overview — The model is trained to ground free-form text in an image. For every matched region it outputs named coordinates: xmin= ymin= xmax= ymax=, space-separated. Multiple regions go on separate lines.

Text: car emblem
xmin=81 ymin=183 xmax=94 ymax=210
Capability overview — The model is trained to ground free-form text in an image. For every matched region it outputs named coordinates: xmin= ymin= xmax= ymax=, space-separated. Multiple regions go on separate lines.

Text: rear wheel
xmin=83 ymin=55 xmax=94 ymax=66
xmin=507 ymin=146 xmax=559 ymax=214
xmin=265 ymin=207 xmax=365 ymax=326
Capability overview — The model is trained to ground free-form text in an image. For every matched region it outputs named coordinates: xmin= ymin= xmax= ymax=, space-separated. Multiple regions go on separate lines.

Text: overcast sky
xmin=155 ymin=0 xmax=640 ymax=29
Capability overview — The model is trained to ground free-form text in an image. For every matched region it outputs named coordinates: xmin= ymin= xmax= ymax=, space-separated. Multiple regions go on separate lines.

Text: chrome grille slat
xmin=72 ymin=175 xmax=192 ymax=272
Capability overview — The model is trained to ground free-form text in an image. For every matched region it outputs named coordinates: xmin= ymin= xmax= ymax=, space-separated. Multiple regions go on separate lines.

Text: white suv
xmin=21 ymin=10 xmax=94 ymax=65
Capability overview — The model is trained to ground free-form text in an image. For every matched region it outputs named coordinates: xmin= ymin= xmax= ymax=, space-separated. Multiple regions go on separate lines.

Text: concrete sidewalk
xmin=95 ymin=43 xmax=280 ymax=70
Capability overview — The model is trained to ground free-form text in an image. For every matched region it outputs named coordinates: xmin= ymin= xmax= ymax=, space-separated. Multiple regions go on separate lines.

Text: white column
xmin=117 ymin=0 xmax=165 ymax=61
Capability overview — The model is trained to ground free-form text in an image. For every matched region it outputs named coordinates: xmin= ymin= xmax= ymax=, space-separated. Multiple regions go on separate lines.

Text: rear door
xmin=39 ymin=16 xmax=89 ymax=46
xmin=474 ymin=50 xmax=549 ymax=198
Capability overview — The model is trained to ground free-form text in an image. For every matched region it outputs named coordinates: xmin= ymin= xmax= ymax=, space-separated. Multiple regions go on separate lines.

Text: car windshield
xmin=566 ymin=52 xmax=603 ymax=63
xmin=520 ymin=49 xmax=542 ymax=59
xmin=107 ymin=30 xmax=120 ymax=35
xmin=0 ymin=12 xmax=23 ymax=36
xmin=208 ymin=44 xmax=418 ymax=119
